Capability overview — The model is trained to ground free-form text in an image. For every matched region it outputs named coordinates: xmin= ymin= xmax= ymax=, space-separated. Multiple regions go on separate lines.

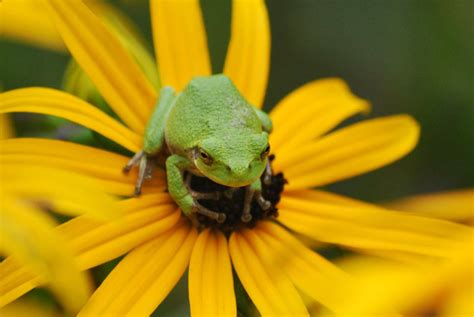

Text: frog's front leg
xmin=123 ymin=87 xmax=175 ymax=195
xmin=166 ymin=155 xmax=226 ymax=223
xmin=241 ymin=179 xmax=272 ymax=222
xmin=254 ymin=108 xmax=273 ymax=133
xmin=123 ymin=150 xmax=152 ymax=195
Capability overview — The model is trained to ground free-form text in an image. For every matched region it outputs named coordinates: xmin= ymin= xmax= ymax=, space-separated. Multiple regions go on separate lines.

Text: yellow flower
xmin=0 ymin=0 xmax=471 ymax=315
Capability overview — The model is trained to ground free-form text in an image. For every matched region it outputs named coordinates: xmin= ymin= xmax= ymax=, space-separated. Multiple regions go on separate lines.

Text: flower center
xmin=188 ymin=155 xmax=285 ymax=233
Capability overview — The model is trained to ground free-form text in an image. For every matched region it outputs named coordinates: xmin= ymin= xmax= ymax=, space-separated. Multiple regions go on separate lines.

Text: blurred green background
xmin=1 ymin=0 xmax=473 ymax=315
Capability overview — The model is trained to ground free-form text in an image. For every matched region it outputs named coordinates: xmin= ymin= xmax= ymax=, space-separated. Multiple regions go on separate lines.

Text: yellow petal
xmin=229 ymin=229 xmax=308 ymax=316
xmin=0 ymin=195 xmax=180 ymax=307
xmin=0 ymin=138 xmax=165 ymax=196
xmin=189 ymin=229 xmax=236 ymax=316
xmin=224 ymin=0 xmax=270 ymax=108
xmin=384 ymin=188 xmax=474 ymax=222
xmin=43 ymin=0 xmax=157 ymax=133
xmin=269 ymin=78 xmax=369 ymax=151
xmin=439 ymin=281 xmax=474 ymax=317
xmin=0 ymin=197 xmax=91 ymax=313
xmin=86 ymin=0 xmax=161 ymax=89
xmin=338 ymin=238 xmax=473 ymax=315
xmin=285 ymin=189 xmax=378 ymax=209
xmin=277 ymin=193 xmax=472 ymax=257
xmin=72 ymin=208 xmax=180 ymax=271
xmin=79 ymin=223 xmax=197 ymax=317
xmin=0 ymin=297 xmax=60 ymax=317
xmin=0 ymin=89 xmax=141 ymax=152
xmin=274 ymin=115 xmax=420 ymax=190
xmin=0 ymin=115 xmax=14 ymax=139
xmin=150 ymin=0 xmax=211 ymax=92
xmin=2 ymin=0 xmax=66 ymax=52
xmin=2 ymin=165 xmax=120 ymax=220
xmin=282 ymin=190 xmax=471 ymax=239
xmin=256 ymin=222 xmax=352 ymax=314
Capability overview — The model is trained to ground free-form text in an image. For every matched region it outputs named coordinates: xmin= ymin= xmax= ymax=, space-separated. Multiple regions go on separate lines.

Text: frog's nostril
xmin=226 ymin=165 xmax=231 ymax=172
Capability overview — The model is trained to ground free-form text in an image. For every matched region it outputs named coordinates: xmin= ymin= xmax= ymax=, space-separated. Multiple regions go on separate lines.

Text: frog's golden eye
xmin=199 ymin=149 xmax=213 ymax=165
xmin=261 ymin=145 xmax=270 ymax=160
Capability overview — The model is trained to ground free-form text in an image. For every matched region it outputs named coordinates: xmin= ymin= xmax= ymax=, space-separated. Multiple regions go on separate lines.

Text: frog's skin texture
xmin=124 ymin=74 xmax=273 ymax=223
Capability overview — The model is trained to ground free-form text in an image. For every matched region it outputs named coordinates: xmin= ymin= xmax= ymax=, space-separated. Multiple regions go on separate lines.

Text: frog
xmin=124 ymin=74 xmax=273 ymax=224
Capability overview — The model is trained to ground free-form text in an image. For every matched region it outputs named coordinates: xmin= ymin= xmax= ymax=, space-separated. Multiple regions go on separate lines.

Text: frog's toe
xmin=216 ymin=213 xmax=226 ymax=224
xmin=255 ymin=192 xmax=271 ymax=210
xmin=123 ymin=150 xmax=144 ymax=173
xmin=241 ymin=213 xmax=252 ymax=223
xmin=193 ymin=202 xmax=226 ymax=223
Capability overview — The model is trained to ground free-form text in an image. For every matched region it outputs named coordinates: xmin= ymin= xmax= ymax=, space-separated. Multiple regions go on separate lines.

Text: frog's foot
xmin=241 ymin=188 xmax=271 ymax=223
xmin=193 ymin=202 xmax=226 ymax=223
xmin=123 ymin=150 xmax=144 ymax=173
xmin=255 ymin=191 xmax=271 ymax=210
xmin=262 ymin=161 xmax=273 ymax=185
xmin=123 ymin=150 xmax=154 ymax=196
xmin=241 ymin=186 xmax=254 ymax=223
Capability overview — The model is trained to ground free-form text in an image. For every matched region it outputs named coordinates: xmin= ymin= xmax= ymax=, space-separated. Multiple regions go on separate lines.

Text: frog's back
xmin=165 ymin=75 xmax=262 ymax=154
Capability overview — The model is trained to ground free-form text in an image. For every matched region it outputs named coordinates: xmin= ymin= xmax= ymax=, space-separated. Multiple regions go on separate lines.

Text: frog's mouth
xmin=186 ymin=155 xmax=286 ymax=233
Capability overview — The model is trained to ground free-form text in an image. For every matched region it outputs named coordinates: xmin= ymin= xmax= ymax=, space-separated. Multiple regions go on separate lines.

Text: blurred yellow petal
xmin=0 ymin=197 xmax=91 ymax=313
xmin=2 ymin=0 xmax=65 ymax=52
xmin=224 ymin=0 xmax=270 ymax=108
xmin=269 ymin=79 xmax=370 ymax=151
xmin=86 ymin=0 xmax=161 ymax=89
xmin=385 ymin=188 xmax=474 ymax=222
xmin=0 ymin=115 xmax=14 ymax=139
xmin=0 ymin=262 xmax=41 ymax=311
xmin=151 ymin=0 xmax=211 ymax=92
xmin=278 ymin=194 xmax=472 ymax=257
xmin=0 ymin=297 xmax=59 ymax=317
xmin=338 ymin=238 xmax=473 ymax=315
xmin=355 ymin=249 xmax=434 ymax=266
xmin=229 ymin=229 xmax=308 ymax=316
xmin=439 ymin=282 xmax=474 ymax=317
xmin=274 ymin=115 xmax=420 ymax=190
xmin=0 ymin=138 xmax=165 ymax=196
xmin=257 ymin=222 xmax=352 ymax=314
xmin=0 ymin=89 xmax=141 ymax=152
xmin=44 ymin=0 xmax=157 ymax=133
xmin=1 ymin=166 xmax=120 ymax=220
xmin=79 ymin=223 xmax=197 ymax=317
xmin=189 ymin=229 xmax=236 ymax=316
xmin=0 ymin=195 xmax=179 ymax=306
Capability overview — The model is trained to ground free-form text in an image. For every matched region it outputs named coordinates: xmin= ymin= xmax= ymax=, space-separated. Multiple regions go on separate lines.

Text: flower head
xmin=0 ymin=0 xmax=471 ymax=315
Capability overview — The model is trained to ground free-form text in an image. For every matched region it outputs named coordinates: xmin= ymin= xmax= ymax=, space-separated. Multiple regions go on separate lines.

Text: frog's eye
xmin=198 ymin=149 xmax=213 ymax=165
xmin=261 ymin=145 xmax=270 ymax=160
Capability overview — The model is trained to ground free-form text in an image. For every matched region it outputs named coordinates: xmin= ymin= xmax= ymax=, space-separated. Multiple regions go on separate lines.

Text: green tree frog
xmin=124 ymin=75 xmax=273 ymax=223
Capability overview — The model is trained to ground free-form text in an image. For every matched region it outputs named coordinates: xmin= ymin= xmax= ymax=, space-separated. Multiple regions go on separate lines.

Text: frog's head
xmin=193 ymin=132 xmax=270 ymax=187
